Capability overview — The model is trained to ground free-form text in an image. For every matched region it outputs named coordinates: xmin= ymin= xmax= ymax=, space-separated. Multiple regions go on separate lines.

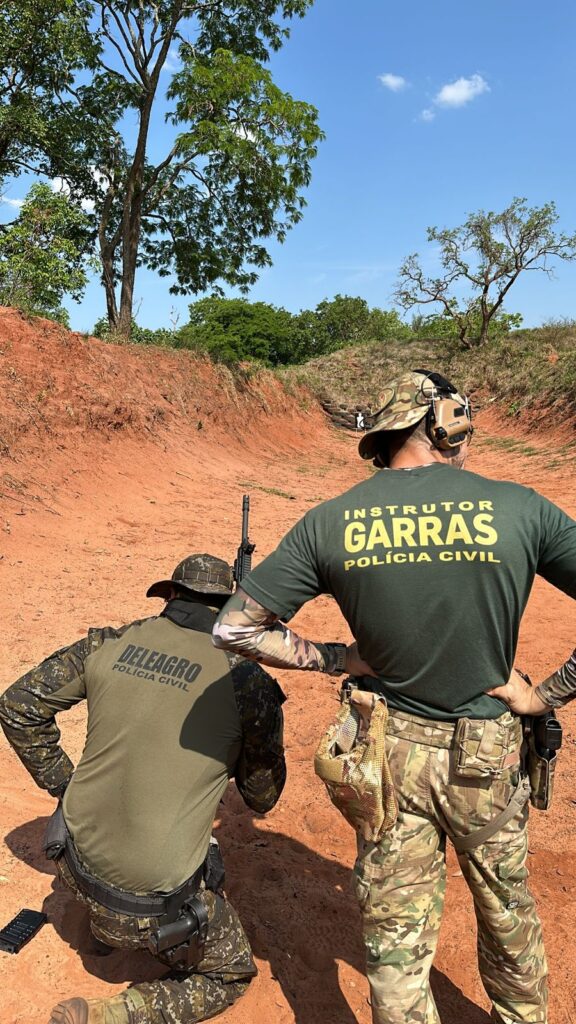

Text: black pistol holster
xmin=147 ymin=895 xmax=209 ymax=969
xmin=147 ymin=840 xmax=225 ymax=968
xmin=522 ymin=709 xmax=562 ymax=811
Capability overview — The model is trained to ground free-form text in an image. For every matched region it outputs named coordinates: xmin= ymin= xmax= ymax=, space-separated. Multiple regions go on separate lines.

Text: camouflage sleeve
xmin=213 ymin=588 xmax=347 ymax=675
xmin=536 ymin=648 xmax=576 ymax=708
xmin=230 ymin=658 xmax=287 ymax=813
xmin=0 ymin=624 xmax=136 ymax=797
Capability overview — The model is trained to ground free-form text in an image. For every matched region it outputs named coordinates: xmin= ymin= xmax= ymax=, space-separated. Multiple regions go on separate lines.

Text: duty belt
xmin=63 ymin=838 xmax=204 ymax=919
xmin=386 ymin=708 xmax=457 ymax=747
xmin=40 ymin=800 xmax=205 ymax=920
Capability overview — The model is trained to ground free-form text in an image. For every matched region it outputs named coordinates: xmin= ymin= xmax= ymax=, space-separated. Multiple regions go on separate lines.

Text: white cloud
xmin=0 ymin=195 xmax=24 ymax=209
xmin=52 ymin=173 xmax=98 ymax=214
xmin=434 ymin=73 xmax=489 ymax=109
xmin=378 ymin=73 xmax=408 ymax=93
xmin=161 ymin=48 xmax=181 ymax=74
xmin=420 ymin=108 xmax=435 ymax=122
xmin=231 ymin=123 xmax=257 ymax=143
xmin=52 ymin=176 xmax=69 ymax=196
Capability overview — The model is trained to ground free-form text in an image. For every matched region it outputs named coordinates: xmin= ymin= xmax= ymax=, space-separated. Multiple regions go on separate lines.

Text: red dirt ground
xmin=1 ymin=308 xmax=575 ymax=1024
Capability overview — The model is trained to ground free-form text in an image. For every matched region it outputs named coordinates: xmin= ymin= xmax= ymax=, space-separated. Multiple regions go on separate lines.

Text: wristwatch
xmin=322 ymin=642 xmax=347 ymax=676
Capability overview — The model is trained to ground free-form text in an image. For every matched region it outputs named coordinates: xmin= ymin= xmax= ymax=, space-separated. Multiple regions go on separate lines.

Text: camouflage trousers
xmin=57 ymin=858 xmax=256 ymax=1024
xmin=353 ymin=709 xmax=548 ymax=1024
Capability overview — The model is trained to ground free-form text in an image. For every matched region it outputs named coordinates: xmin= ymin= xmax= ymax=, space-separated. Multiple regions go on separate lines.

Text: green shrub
xmin=92 ymin=317 xmax=176 ymax=347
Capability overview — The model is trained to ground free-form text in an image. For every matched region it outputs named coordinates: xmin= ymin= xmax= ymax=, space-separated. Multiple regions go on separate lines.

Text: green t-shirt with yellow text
xmin=242 ymin=464 xmax=576 ymax=720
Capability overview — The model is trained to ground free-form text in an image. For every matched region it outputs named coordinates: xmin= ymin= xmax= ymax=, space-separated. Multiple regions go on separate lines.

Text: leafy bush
xmin=411 ymin=310 xmax=522 ymax=346
xmin=175 ymin=297 xmax=293 ymax=365
xmin=177 ymin=294 xmax=414 ymax=366
xmin=92 ymin=317 xmax=176 ymax=347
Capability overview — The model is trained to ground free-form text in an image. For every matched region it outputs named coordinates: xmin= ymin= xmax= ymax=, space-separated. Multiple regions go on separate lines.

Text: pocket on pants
xmin=353 ymin=840 xmax=373 ymax=913
xmin=454 ymin=715 xmax=521 ymax=779
xmin=353 ymin=871 xmax=372 ymax=913
xmin=497 ymin=859 xmax=528 ymax=884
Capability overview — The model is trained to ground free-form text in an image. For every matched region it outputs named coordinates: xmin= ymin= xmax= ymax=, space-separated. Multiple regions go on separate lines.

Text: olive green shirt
xmin=0 ymin=601 xmax=285 ymax=892
xmin=242 ymin=464 xmax=576 ymax=720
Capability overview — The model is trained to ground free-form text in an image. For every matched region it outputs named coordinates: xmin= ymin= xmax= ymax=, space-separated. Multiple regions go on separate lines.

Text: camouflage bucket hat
xmin=146 ymin=554 xmax=234 ymax=600
xmin=358 ymin=370 xmax=466 ymax=461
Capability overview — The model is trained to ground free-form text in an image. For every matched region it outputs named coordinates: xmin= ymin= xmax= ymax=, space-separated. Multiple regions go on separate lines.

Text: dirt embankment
xmin=0 ymin=306 xmax=321 ymax=458
xmin=1 ymin=308 xmax=575 ymax=1024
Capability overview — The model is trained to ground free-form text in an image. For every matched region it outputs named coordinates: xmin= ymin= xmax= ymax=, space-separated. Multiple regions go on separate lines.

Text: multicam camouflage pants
xmin=57 ymin=858 xmax=256 ymax=1024
xmin=353 ymin=710 xmax=548 ymax=1024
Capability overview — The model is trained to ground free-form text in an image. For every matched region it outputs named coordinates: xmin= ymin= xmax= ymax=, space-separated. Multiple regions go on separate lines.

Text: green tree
xmin=395 ymin=198 xmax=576 ymax=348
xmin=25 ymin=1 xmax=322 ymax=339
xmin=292 ymin=296 xmax=411 ymax=360
xmin=2 ymin=3 xmax=321 ymax=338
xmin=313 ymin=294 xmax=372 ymax=350
xmin=177 ymin=296 xmax=293 ymax=364
xmin=410 ymin=309 xmax=522 ymax=343
xmin=367 ymin=307 xmax=413 ymax=342
xmin=0 ymin=0 xmax=97 ymax=185
xmin=0 ymin=183 xmax=95 ymax=324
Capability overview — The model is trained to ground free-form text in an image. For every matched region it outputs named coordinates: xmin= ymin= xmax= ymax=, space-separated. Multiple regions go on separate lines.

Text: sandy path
xmin=0 ymin=410 xmax=575 ymax=1024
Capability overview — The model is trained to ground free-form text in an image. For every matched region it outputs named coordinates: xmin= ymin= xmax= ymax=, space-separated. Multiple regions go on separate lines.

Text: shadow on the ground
xmin=5 ymin=801 xmax=492 ymax=1024
xmin=431 ymin=970 xmax=492 ymax=1024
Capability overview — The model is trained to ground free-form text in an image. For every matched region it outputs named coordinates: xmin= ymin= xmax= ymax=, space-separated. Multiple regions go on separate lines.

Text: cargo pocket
xmin=352 ymin=838 xmax=376 ymax=913
xmin=454 ymin=715 xmax=521 ymax=779
xmin=353 ymin=870 xmax=372 ymax=913
xmin=497 ymin=859 xmax=528 ymax=884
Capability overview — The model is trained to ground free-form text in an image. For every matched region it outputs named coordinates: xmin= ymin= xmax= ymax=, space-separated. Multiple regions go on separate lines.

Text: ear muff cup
xmin=410 ymin=369 xmax=473 ymax=451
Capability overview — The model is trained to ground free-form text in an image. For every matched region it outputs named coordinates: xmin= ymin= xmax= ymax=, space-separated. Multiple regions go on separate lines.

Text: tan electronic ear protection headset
xmin=412 ymin=369 xmax=474 ymax=450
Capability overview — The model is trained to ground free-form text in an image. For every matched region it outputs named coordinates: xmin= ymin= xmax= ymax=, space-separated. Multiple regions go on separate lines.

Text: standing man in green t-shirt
xmin=212 ymin=370 xmax=576 ymax=1024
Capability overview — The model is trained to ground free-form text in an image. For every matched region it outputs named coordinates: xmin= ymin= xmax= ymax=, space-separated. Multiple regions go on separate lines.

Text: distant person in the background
xmin=0 ymin=555 xmax=286 ymax=1024
xmin=355 ymin=411 xmax=365 ymax=431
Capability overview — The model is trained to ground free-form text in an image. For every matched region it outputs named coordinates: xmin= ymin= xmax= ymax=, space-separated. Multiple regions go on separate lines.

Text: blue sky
xmin=2 ymin=0 xmax=576 ymax=332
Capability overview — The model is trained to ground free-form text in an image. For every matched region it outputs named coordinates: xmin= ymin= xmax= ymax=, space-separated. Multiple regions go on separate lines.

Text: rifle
xmin=233 ymin=494 xmax=256 ymax=585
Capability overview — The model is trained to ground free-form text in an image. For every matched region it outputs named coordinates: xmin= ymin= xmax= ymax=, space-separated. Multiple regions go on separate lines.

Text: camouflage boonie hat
xmin=358 ymin=370 xmax=467 ymax=461
xmin=146 ymin=554 xmax=234 ymax=599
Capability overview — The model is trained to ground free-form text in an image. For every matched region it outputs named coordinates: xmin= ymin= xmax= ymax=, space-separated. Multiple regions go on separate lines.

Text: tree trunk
xmin=117 ymin=103 xmax=153 ymax=341
xmin=117 ymin=199 xmax=141 ymax=339
xmin=458 ymin=323 xmax=473 ymax=350
xmin=98 ymin=12 xmax=178 ymax=340
xmin=478 ymin=314 xmax=490 ymax=346
xmin=101 ymin=250 xmax=118 ymax=328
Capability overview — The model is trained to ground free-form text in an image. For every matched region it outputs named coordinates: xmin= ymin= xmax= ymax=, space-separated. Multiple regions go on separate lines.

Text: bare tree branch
xmin=395 ymin=198 xmax=576 ymax=346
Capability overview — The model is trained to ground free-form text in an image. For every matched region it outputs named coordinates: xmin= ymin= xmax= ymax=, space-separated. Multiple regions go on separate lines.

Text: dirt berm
xmin=0 ymin=307 xmax=575 ymax=1024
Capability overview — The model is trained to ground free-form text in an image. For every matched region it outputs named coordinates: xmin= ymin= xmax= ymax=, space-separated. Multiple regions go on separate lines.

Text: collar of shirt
xmin=162 ymin=598 xmax=217 ymax=634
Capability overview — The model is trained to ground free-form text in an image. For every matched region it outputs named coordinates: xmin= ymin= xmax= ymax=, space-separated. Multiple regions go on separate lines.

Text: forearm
xmin=213 ymin=588 xmax=346 ymax=675
xmin=0 ymin=634 xmax=93 ymax=795
xmin=536 ymin=648 xmax=576 ymax=708
xmin=0 ymin=686 xmax=74 ymax=796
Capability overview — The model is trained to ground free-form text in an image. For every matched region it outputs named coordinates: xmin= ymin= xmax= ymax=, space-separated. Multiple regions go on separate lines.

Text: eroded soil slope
xmin=1 ymin=310 xmax=575 ymax=1024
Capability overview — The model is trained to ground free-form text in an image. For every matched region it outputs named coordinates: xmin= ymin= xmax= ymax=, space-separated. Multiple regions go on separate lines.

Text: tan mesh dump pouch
xmin=314 ymin=690 xmax=397 ymax=841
